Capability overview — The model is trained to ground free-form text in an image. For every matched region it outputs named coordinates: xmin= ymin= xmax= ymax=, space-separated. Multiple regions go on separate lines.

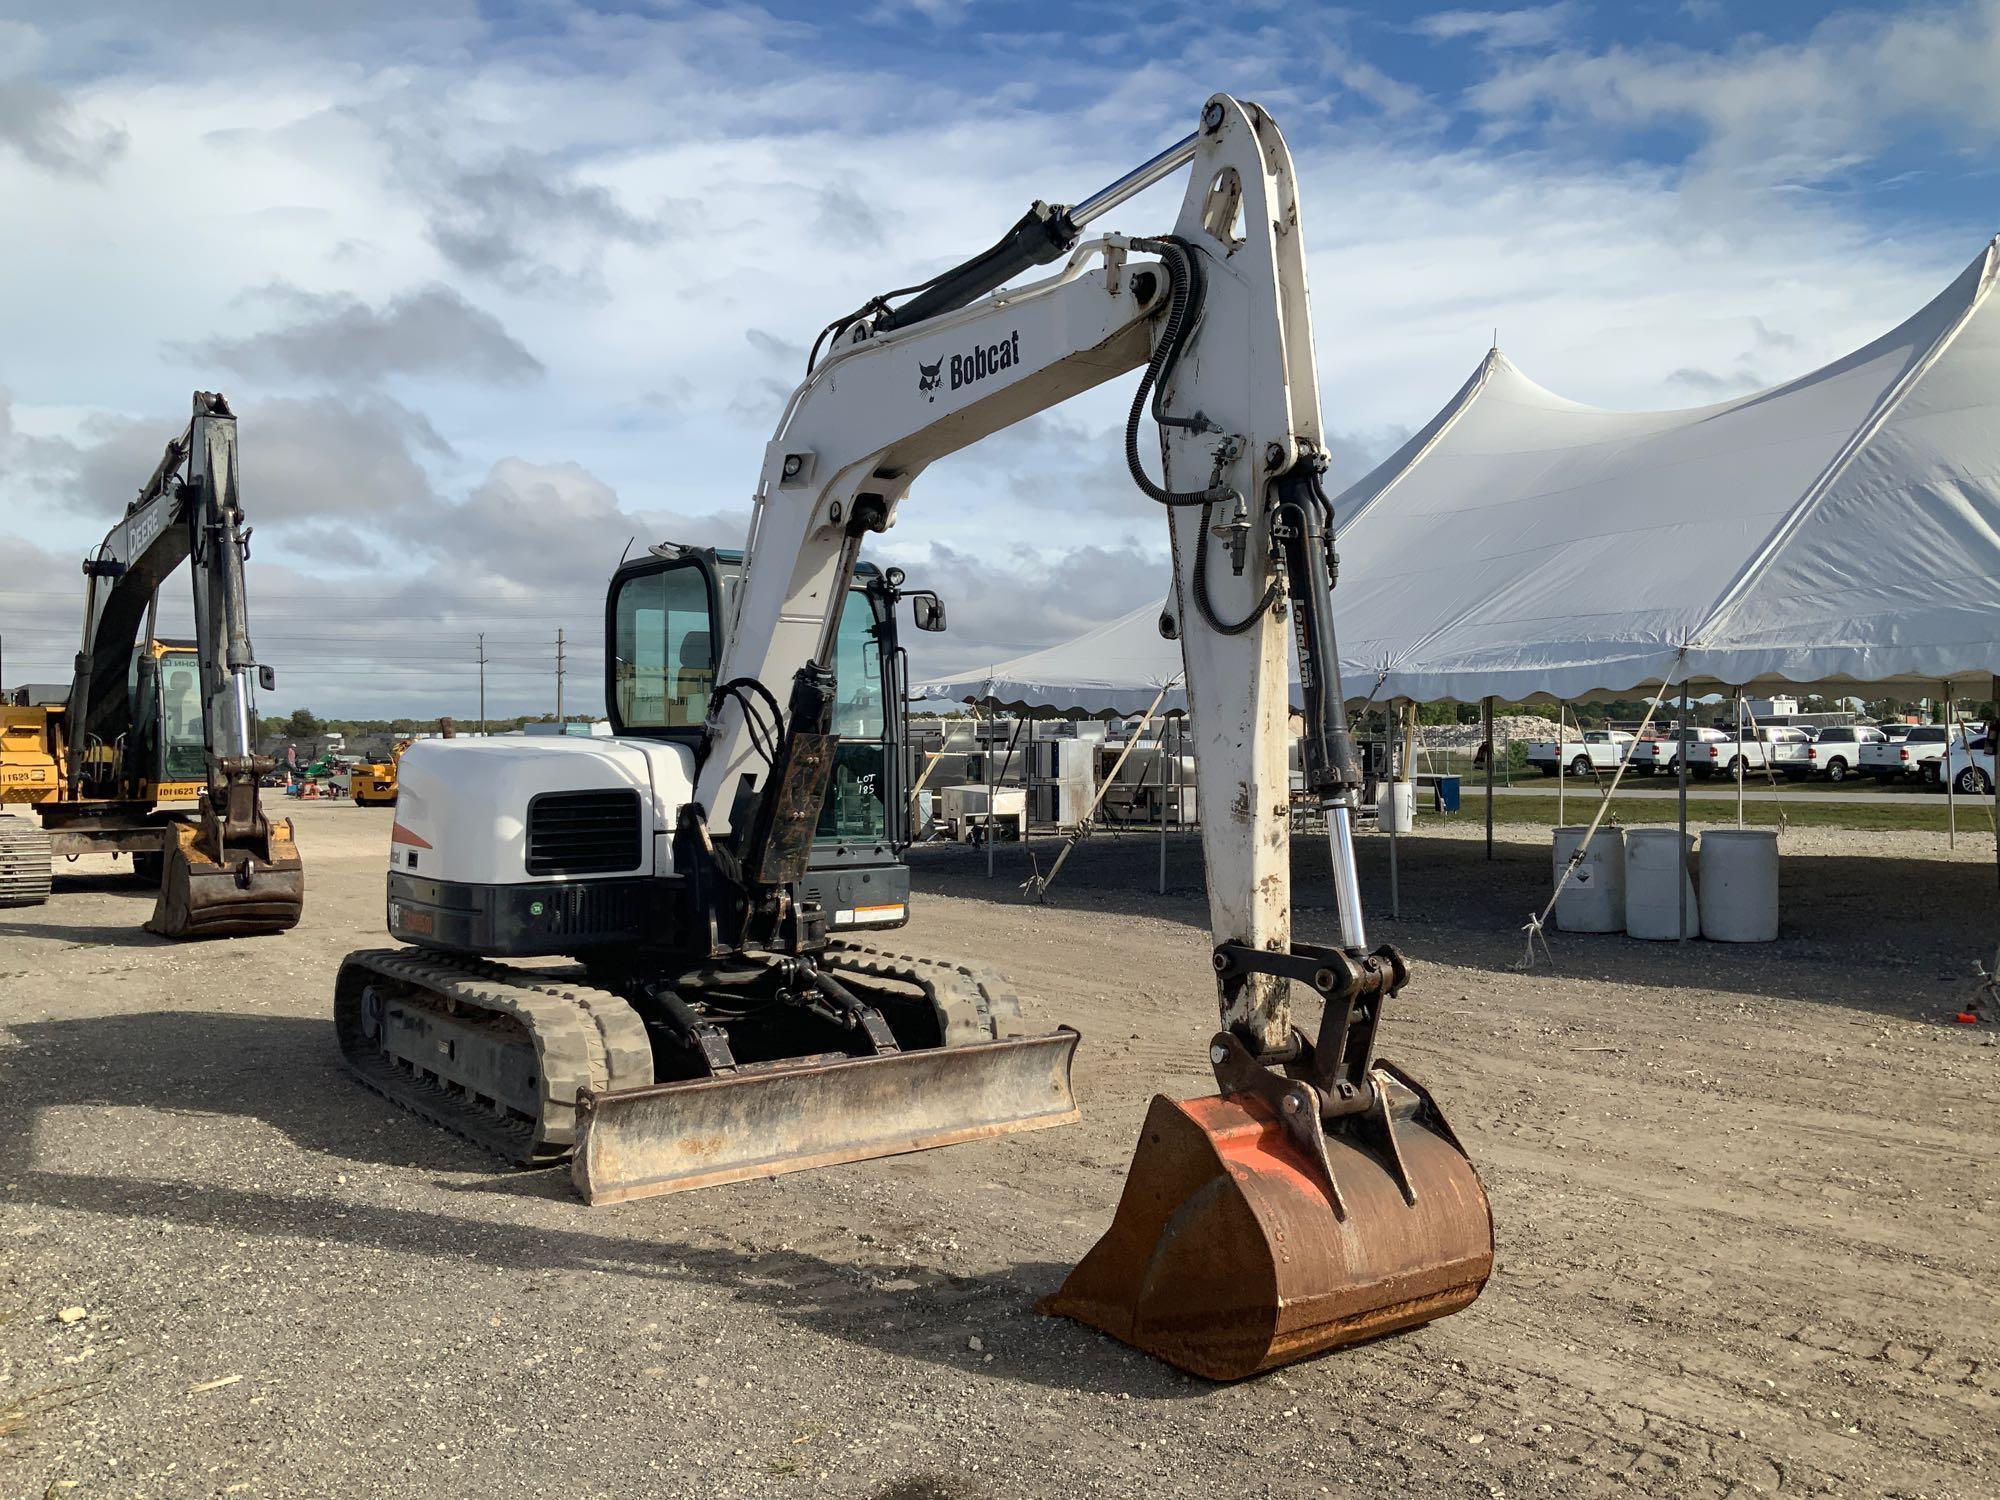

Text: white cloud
xmin=1466 ymin=2 xmax=2000 ymax=193
xmin=1415 ymin=5 xmax=1580 ymax=51
xmin=0 ymin=3 xmax=1986 ymax=714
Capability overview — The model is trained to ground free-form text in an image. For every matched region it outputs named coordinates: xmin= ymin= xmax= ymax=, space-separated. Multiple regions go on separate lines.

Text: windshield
xmin=612 ymin=564 xmax=711 ymax=730
xmin=160 ymin=658 xmax=205 ymax=780
xmin=817 ymin=593 xmax=888 ymax=843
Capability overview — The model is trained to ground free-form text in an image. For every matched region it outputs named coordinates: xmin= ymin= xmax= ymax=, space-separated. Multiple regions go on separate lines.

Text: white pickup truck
xmin=1942 ymin=732 xmax=1995 ymax=795
xmin=1526 ymin=729 xmax=1636 ymax=777
xmin=1799 ymin=724 xmax=1885 ymax=782
xmin=1687 ymin=724 xmax=1814 ymax=778
xmin=1632 ymin=727 xmax=1730 ymax=777
xmin=1860 ymin=724 xmax=1950 ymax=782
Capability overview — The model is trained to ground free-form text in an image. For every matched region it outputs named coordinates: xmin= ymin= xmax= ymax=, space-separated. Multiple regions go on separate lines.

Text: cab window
xmin=613 ymin=565 xmax=714 ymax=731
xmin=159 ymin=661 xmax=206 ymax=778
xmin=817 ymin=593 xmax=888 ymax=843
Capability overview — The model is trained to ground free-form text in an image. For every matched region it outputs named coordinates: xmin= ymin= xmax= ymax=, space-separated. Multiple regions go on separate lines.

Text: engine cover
xmin=387 ymin=736 xmax=695 ymax=887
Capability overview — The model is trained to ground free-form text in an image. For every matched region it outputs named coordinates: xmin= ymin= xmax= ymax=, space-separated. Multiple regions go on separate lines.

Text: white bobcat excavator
xmin=334 ymin=94 xmax=1492 ymax=1379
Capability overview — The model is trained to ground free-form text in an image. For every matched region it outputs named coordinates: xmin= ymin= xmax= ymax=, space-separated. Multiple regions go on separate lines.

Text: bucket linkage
xmin=1042 ymin=939 xmax=1493 ymax=1381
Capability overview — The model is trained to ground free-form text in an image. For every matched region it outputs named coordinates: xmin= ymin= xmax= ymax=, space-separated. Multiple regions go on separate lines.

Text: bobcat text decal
xmin=919 ymin=331 xmax=1021 ymax=401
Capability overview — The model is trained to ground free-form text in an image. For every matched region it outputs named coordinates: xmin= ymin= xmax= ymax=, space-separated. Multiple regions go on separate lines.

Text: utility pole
xmin=555 ymin=627 xmax=565 ymax=728
xmin=477 ymin=633 xmax=487 ymax=737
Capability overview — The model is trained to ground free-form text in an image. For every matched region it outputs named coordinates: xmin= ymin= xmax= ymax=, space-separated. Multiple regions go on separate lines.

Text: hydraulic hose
xmin=1123 ymin=235 xmax=1283 ymax=634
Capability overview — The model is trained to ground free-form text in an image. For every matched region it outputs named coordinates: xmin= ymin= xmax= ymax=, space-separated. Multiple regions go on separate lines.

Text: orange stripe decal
xmin=389 ymin=822 xmax=433 ymax=849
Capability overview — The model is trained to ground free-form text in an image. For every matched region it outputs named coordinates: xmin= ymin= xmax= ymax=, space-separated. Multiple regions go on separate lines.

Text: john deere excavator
xmin=0 ymin=393 xmax=303 ymax=936
xmin=332 ymin=95 xmax=1491 ymax=1379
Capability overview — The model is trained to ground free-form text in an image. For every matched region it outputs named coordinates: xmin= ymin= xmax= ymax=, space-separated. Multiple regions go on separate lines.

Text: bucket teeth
xmin=1041 ymin=1088 xmax=1493 ymax=1381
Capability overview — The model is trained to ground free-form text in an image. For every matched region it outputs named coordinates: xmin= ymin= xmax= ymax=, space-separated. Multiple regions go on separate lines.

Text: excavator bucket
xmin=573 ymin=1028 xmax=1080 ymax=1203
xmin=147 ymin=816 xmax=304 ymax=939
xmin=1041 ymin=1065 xmax=1492 ymax=1381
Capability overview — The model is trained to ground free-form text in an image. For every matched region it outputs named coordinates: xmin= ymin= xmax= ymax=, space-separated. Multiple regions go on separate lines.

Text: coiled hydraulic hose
xmin=1125 ymin=235 xmax=1284 ymax=635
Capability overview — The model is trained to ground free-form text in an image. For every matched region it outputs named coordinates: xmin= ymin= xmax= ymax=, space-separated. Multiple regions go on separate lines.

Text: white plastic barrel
xmin=1697 ymin=829 xmax=1779 ymax=942
xmin=1625 ymin=830 xmax=1700 ymax=939
xmin=1376 ymin=780 xmax=1415 ymax=835
xmin=1551 ymin=825 xmax=1625 ymax=933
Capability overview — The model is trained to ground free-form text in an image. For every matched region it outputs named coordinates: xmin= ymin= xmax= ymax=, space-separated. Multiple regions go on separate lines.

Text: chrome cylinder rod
xmin=1068 ymin=133 xmax=1198 ymax=230
xmin=1327 ymin=802 xmax=1369 ymax=951
xmin=232 ymin=668 xmax=255 ymax=757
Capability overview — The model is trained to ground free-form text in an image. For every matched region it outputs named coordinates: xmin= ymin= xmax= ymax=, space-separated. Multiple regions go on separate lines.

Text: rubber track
xmin=0 ymin=815 xmax=52 ymax=908
xmin=334 ymin=948 xmax=651 ymax=1167
xmin=820 ymin=941 xmax=1027 ymax=1044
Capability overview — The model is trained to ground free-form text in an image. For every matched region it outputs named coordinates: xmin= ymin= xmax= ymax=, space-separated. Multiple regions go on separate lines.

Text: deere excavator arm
xmin=56 ymin=393 xmax=303 ymax=938
xmin=694 ymin=94 xmax=1492 ymax=1378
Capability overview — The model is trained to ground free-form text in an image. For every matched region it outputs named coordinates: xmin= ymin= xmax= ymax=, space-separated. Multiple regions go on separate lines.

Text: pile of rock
xmin=1413 ymin=714 xmax=1559 ymax=750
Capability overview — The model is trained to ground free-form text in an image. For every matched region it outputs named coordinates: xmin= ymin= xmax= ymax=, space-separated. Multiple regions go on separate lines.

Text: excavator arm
xmin=59 ymin=393 xmax=303 ymax=938
xmin=676 ymin=95 xmax=1492 ymax=1377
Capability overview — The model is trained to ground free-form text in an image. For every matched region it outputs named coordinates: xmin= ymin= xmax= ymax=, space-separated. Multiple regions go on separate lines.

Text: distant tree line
xmin=258 ymin=709 xmax=575 ymax=740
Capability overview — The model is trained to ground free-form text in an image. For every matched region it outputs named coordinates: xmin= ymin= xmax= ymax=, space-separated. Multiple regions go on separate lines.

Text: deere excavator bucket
xmin=574 ymin=1027 xmax=1080 ymax=1203
xmin=1041 ymin=1062 xmax=1492 ymax=1381
xmin=146 ymin=811 xmax=304 ymax=940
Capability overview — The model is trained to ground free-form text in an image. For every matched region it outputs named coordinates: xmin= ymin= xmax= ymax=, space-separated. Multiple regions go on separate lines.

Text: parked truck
xmin=1526 ymin=729 xmax=1636 ymax=777
xmin=1800 ymin=724 xmax=1885 ymax=782
xmin=1687 ymin=724 xmax=1814 ymax=779
xmin=1860 ymin=723 xmax=1950 ymax=783
xmin=1941 ymin=731 xmax=1995 ymax=795
xmin=1632 ymin=726 xmax=1730 ymax=778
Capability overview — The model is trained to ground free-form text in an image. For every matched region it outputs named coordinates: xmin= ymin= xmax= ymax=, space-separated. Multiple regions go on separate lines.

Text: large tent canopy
xmin=920 ymin=238 xmax=2000 ymax=716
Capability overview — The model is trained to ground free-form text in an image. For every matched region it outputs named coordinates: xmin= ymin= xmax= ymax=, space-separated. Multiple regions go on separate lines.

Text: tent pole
xmin=986 ymin=705 xmax=997 ymax=878
xmin=1678 ymin=681 xmax=1690 ymax=943
xmin=1157 ymin=716 xmax=1168 ymax=896
xmin=1735 ymin=689 xmax=1744 ymax=829
xmin=1174 ymin=715 xmax=1185 ymax=834
xmin=1024 ymin=714 xmax=1035 ymax=840
xmin=1947 ymin=687 xmax=1958 ymax=850
xmin=1387 ymin=700 xmax=1401 ymax=920
xmin=1483 ymin=696 xmax=1495 ymax=862
xmin=1557 ymin=699 xmax=1566 ymax=826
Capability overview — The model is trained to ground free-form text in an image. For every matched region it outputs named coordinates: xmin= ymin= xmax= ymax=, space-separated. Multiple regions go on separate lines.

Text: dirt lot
xmin=1 ymin=803 xmax=1996 ymax=1499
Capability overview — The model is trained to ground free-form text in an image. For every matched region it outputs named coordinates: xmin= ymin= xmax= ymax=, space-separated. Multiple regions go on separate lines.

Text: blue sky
xmin=1 ymin=0 xmax=1994 ymax=716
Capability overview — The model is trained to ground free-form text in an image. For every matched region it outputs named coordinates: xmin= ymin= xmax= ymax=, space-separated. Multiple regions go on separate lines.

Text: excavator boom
xmin=643 ymin=93 xmax=1492 ymax=1376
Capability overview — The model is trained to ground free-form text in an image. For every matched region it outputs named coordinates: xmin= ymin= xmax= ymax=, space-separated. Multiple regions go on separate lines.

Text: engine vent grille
xmin=525 ymin=790 xmax=643 ymax=876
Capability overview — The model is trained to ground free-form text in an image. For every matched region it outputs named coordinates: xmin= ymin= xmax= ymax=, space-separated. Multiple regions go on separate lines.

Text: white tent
xmin=921 ymin=237 xmax=2000 ymax=714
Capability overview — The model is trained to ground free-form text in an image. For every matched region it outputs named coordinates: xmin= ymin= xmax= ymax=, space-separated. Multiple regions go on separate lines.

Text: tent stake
xmin=1483 ymin=696 xmax=1495 ymax=862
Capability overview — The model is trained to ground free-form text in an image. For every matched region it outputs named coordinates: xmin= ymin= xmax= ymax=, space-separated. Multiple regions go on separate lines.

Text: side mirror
xmin=258 ymin=665 xmax=277 ymax=690
xmin=909 ymin=592 xmax=947 ymax=633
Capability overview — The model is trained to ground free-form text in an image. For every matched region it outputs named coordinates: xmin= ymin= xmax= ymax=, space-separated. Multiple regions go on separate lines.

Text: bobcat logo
xmin=917 ymin=358 xmax=943 ymax=401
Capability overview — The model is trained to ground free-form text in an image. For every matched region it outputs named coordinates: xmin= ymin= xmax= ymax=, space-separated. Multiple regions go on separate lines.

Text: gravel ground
xmin=1 ymin=803 xmax=1995 ymax=1498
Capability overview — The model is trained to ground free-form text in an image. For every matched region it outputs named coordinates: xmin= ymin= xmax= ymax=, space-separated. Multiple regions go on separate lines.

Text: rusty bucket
xmin=1040 ymin=1073 xmax=1492 ymax=1381
xmin=146 ymin=817 xmax=305 ymax=939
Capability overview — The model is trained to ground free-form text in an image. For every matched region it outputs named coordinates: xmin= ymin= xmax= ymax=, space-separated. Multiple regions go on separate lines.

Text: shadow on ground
xmin=0 ymin=1008 xmax=1200 ymax=1395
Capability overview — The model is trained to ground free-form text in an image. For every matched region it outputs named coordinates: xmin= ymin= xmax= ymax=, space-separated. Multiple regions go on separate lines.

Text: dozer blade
xmin=1040 ymin=1072 xmax=1493 ymax=1381
xmin=146 ymin=818 xmax=304 ymax=939
xmin=574 ymin=1027 xmax=1081 ymax=1204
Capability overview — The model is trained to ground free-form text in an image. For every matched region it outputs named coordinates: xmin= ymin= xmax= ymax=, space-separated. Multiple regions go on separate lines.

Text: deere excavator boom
xmin=7 ymin=392 xmax=304 ymax=937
